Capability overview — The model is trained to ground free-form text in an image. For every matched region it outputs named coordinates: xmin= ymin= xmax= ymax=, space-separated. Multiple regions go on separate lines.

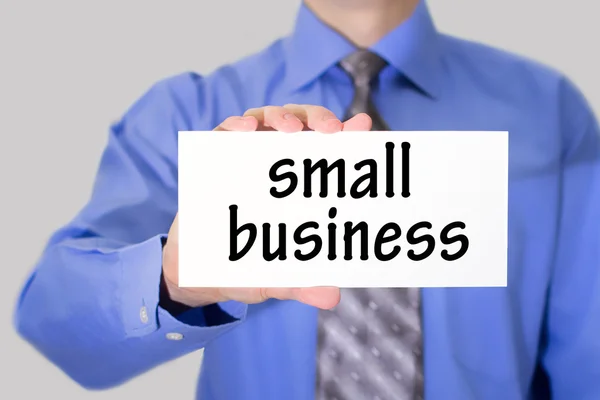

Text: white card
xmin=177 ymin=131 xmax=508 ymax=288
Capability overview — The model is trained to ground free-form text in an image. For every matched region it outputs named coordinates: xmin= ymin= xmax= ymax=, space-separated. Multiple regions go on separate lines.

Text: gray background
xmin=0 ymin=0 xmax=597 ymax=398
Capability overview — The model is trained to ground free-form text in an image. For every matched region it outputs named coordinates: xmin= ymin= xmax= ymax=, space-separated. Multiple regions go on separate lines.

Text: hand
xmin=214 ymin=104 xmax=372 ymax=133
xmin=162 ymin=105 xmax=372 ymax=310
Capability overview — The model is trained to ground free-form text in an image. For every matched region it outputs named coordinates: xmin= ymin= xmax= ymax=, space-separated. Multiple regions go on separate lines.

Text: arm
xmin=13 ymin=89 xmax=357 ymax=389
xmin=541 ymin=79 xmax=600 ymax=399
xmin=13 ymin=74 xmax=247 ymax=390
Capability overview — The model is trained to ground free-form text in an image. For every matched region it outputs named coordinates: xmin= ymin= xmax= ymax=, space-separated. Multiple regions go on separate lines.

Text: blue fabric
xmin=14 ymin=1 xmax=600 ymax=399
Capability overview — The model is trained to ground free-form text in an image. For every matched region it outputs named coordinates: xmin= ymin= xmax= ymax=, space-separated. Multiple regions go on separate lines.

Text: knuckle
xmin=258 ymin=288 xmax=269 ymax=302
xmin=223 ymin=115 xmax=240 ymax=123
xmin=243 ymin=108 xmax=261 ymax=116
xmin=262 ymin=106 xmax=277 ymax=117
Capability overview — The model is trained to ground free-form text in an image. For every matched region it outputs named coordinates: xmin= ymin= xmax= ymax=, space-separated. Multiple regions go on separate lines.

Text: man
xmin=13 ymin=0 xmax=600 ymax=399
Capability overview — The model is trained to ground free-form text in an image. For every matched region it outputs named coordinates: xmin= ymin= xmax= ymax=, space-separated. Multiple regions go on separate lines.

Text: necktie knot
xmin=339 ymin=49 xmax=387 ymax=85
xmin=338 ymin=49 xmax=390 ymax=130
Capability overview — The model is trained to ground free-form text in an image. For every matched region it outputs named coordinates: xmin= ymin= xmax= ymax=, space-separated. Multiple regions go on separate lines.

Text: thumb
xmin=297 ymin=287 xmax=341 ymax=309
xmin=263 ymin=287 xmax=340 ymax=309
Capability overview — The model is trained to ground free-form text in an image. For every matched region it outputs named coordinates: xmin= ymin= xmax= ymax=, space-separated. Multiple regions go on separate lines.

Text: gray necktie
xmin=315 ymin=50 xmax=424 ymax=400
xmin=340 ymin=49 xmax=390 ymax=131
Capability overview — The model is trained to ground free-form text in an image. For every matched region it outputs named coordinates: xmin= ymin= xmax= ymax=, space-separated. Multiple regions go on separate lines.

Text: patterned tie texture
xmin=339 ymin=49 xmax=390 ymax=131
xmin=315 ymin=50 xmax=424 ymax=400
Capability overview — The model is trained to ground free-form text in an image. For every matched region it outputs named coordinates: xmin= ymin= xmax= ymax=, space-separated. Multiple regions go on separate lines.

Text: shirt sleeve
xmin=13 ymin=73 xmax=248 ymax=390
xmin=541 ymin=78 xmax=600 ymax=399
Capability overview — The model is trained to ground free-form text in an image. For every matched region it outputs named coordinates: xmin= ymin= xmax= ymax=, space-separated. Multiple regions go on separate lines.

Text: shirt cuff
xmin=119 ymin=234 xmax=247 ymax=341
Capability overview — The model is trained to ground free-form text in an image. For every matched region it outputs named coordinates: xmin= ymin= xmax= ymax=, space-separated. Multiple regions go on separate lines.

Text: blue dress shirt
xmin=14 ymin=2 xmax=600 ymax=399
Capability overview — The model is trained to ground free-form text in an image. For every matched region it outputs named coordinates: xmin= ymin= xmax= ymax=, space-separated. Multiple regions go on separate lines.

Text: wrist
xmin=159 ymin=273 xmax=194 ymax=316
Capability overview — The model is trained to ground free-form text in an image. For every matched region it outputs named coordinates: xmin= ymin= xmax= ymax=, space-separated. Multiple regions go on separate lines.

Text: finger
xmin=244 ymin=106 xmax=304 ymax=133
xmin=283 ymin=104 xmax=343 ymax=133
xmin=304 ymin=105 xmax=343 ymax=133
xmin=296 ymin=287 xmax=341 ymax=309
xmin=281 ymin=104 xmax=310 ymax=131
xmin=262 ymin=287 xmax=340 ymax=309
xmin=264 ymin=106 xmax=305 ymax=132
xmin=242 ymin=108 xmax=271 ymax=130
xmin=342 ymin=113 xmax=373 ymax=131
xmin=216 ymin=287 xmax=297 ymax=305
xmin=214 ymin=116 xmax=259 ymax=132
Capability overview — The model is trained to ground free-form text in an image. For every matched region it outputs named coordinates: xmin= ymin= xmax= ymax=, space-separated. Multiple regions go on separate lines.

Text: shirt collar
xmin=283 ymin=0 xmax=444 ymax=98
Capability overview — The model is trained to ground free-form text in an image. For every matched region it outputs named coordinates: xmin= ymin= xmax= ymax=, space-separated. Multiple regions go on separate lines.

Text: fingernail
xmin=283 ymin=113 xmax=297 ymax=120
xmin=323 ymin=115 xmax=338 ymax=121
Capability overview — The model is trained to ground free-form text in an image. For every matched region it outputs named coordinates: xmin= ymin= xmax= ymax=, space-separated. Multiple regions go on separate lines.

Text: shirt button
xmin=166 ymin=332 xmax=184 ymax=341
xmin=139 ymin=306 xmax=149 ymax=324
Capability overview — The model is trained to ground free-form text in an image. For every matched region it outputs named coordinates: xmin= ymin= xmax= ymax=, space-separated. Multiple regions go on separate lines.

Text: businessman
xmin=14 ymin=0 xmax=600 ymax=399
